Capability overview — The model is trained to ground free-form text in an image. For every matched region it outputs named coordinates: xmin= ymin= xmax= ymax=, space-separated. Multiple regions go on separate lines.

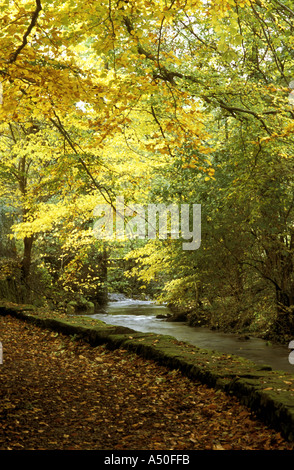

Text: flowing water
xmin=87 ymin=295 xmax=294 ymax=374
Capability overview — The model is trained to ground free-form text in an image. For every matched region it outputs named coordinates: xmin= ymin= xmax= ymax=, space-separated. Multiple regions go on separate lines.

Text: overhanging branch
xmin=122 ymin=15 xmax=274 ymax=134
xmin=9 ymin=0 xmax=42 ymax=64
xmin=49 ymin=113 xmax=116 ymax=209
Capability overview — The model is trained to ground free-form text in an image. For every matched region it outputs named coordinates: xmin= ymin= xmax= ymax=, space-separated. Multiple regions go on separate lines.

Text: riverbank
xmin=1 ymin=301 xmax=294 ymax=446
xmin=89 ymin=297 xmax=294 ymax=374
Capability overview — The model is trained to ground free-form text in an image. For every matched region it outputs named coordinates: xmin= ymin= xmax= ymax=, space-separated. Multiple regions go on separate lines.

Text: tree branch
xmin=122 ymin=15 xmax=275 ymax=134
xmin=8 ymin=0 xmax=42 ymax=64
xmin=273 ymin=0 xmax=294 ymax=18
xmin=49 ymin=112 xmax=116 ymax=209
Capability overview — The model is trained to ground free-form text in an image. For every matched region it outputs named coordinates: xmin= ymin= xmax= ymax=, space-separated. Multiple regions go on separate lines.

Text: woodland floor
xmin=1 ymin=315 xmax=294 ymax=451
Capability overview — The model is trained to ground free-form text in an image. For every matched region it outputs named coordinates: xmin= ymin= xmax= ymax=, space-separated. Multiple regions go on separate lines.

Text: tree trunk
xmin=20 ymin=235 xmax=34 ymax=302
xmin=101 ymin=246 xmax=108 ymax=302
xmin=273 ymin=286 xmax=294 ymax=340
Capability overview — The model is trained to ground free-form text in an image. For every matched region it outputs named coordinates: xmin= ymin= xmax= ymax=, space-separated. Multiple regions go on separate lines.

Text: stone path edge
xmin=1 ymin=303 xmax=294 ymax=443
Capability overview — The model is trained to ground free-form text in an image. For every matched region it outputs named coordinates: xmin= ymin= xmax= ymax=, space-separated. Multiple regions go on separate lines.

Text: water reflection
xmin=88 ymin=297 xmax=294 ymax=374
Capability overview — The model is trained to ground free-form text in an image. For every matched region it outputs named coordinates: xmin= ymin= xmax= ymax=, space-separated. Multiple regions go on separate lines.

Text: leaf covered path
xmin=0 ymin=315 xmax=293 ymax=451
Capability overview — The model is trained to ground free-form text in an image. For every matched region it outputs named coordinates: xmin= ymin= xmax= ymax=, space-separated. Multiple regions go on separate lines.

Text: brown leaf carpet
xmin=0 ymin=315 xmax=293 ymax=450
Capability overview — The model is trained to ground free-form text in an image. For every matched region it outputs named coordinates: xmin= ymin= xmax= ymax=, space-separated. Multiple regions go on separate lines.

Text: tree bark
xmin=20 ymin=235 xmax=34 ymax=302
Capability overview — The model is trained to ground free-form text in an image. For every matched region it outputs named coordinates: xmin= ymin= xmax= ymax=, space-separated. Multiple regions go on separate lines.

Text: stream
xmin=86 ymin=295 xmax=294 ymax=375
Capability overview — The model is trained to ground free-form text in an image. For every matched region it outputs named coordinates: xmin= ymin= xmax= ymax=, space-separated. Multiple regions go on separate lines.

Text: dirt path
xmin=0 ymin=315 xmax=293 ymax=451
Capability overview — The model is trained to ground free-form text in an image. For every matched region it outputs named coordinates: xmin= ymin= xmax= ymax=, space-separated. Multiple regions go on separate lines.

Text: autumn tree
xmin=0 ymin=0 xmax=293 ymax=340
xmin=123 ymin=0 xmax=294 ymax=339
